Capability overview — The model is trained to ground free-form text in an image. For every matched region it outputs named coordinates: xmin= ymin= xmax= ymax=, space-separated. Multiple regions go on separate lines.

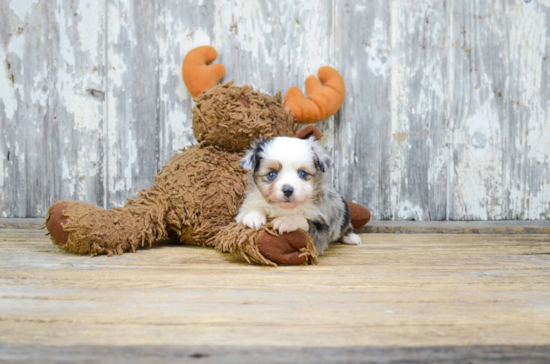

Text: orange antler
xmin=182 ymin=46 xmax=226 ymax=98
xmin=284 ymin=66 xmax=345 ymax=124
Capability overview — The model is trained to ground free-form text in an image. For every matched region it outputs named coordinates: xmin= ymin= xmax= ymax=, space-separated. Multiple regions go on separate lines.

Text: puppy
xmin=236 ymin=136 xmax=361 ymax=255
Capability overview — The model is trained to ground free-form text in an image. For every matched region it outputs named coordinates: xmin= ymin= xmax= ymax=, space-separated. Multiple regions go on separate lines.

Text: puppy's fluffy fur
xmin=236 ymin=136 xmax=361 ymax=254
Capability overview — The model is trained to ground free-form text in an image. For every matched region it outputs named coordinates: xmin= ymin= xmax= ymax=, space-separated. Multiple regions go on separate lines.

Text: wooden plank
xmin=0 ymin=218 xmax=43 ymax=229
xmin=105 ymin=0 xmax=159 ymax=208
xmin=156 ymin=0 xmax=216 ymax=167
xmin=3 ymin=218 xmax=550 ymax=233
xmin=212 ymin=1 xmax=333 ymax=95
xmin=448 ymin=1 xmax=508 ymax=220
xmin=388 ymin=0 xmax=448 ymax=220
xmin=0 ymin=1 xmax=52 ymax=218
xmin=356 ymin=220 xmax=550 ymax=234
xmin=1 ymin=229 xmax=550 ymax=351
xmin=2 ymin=344 xmax=550 ymax=364
xmin=2 ymin=0 xmax=550 ymax=221
xmin=211 ymin=0 xmax=337 ymax=177
xmin=506 ymin=0 xmax=550 ymax=220
xmin=331 ymin=0 xmax=390 ymax=220
xmin=49 ymin=0 xmax=106 ymax=208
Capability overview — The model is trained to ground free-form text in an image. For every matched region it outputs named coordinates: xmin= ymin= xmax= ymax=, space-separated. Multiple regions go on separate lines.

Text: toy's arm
xmin=209 ymin=223 xmax=317 ymax=266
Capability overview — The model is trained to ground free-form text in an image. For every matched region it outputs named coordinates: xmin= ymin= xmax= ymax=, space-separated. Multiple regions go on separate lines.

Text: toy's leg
xmin=45 ymin=192 xmax=169 ymax=256
xmin=209 ymin=223 xmax=318 ymax=266
xmin=347 ymin=201 xmax=371 ymax=228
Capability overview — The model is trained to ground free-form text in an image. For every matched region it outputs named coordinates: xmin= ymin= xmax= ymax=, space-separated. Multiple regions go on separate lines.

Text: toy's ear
xmin=182 ymin=46 xmax=226 ymax=98
xmin=284 ymin=66 xmax=345 ymax=124
xmin=296 ymin=125 xmax=322 ymax=141
xmin=240 ymin=137 xmax=268 ymax=171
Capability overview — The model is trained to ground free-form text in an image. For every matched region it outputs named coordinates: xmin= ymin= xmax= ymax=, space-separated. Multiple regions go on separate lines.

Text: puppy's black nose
xmin=282 ymin=185 xmax=294 ymax=197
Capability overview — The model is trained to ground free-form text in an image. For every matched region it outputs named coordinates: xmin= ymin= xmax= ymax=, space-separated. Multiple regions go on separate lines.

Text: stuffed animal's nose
xmin=282 ymin=185 xmax=294 ymax=197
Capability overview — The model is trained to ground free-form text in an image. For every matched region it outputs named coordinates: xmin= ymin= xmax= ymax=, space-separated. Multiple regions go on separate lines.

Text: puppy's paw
xmin=272 ymin=216 xmax=302 ymax=234
xmin=242 ymin=211 xmax=267 ymax=229
xmin=342 ymin=233 xmax=362 ymax=245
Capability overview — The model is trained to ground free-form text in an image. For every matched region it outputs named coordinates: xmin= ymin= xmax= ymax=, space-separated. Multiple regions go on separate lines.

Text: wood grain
xmin=1 ymin=0 xmax=549 ymax=220
xmin=448 ymin=0 xmax=508 ymax=220
xmin=3 ymin=218 xmax=550 ymax=234
xmin=388 ymin=0 xmax=448 ymax=220
xmin=3 ymin=344 xmax=550 ymax=364
xmin=105 ymin=0 xmax=160 ymax=207
xmin=51 ymin=0 xmax=106 ymax=209
xmin=506 ymin=0 xmax=550 ymax=220
xmin=157 ymin=0 xmax=215 ymax=169
xmin=332 ymin=0 xmax=391 ymax=219
xmin=1 ymin=229 xmax=550 ymax=350
xmin=0 ymin=0 xmax=52 ymax=218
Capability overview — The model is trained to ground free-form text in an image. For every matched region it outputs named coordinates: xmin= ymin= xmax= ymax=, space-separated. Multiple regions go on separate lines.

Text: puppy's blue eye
xmin=298 ymin=170 xmax=308 ymax=179
xmin=267 ymin=171 xmax=277 ymax=180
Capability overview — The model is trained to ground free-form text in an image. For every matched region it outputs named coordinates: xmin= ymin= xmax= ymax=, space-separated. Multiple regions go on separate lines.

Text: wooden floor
xmin=1 ymin=229 xmax=550 ymax=363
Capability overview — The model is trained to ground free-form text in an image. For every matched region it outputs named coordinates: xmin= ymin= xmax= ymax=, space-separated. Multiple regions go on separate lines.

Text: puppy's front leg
xmin=272 ymin=215 xmax=309 ymax=233
xmin=242 ymin=210 xmax=267 ymax=229
xmin=342 ymin=232 xmax=362 ymax=245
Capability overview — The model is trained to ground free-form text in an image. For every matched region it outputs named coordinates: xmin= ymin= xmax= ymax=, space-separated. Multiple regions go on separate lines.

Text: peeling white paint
xmin=0 ymin=154 xmax=4 ymax=195
xmin=124 ymin=129 xmax=137 ymax=191
xmin=1 ymin=0 xmax=549 ymax=220
xmin=453 ymin=104 xmax=505 ymax=220
xmin=62 ymin=149 xmax=75 ymax=196
xmin=398 ymin=201 xmax=424 ymax=221
xmin=226 ymin=1 xmax=273 ymax=65
xmin=77 ymin=0 xmax=102 ymax=57
xmin=9 ymin=0 xmax=40 ymax=21
xmin=65 ymin=93 xmax=102 ymax=131
xmin=0 ymin=50 xmax=17 ymax=120
xmin=355 ymin=4 xmax=366 ymax=13
xmin=507 ymin=1 xmax=550 ymax=219
xmin=366 ymin=18 xmax=389 ymax=77
xmin=509 ymin=4 xmax=548 ymax=163
xmin=50 ymin=0 xmax=105 ymax=207
xmin=56 ymin=4 xmax=76 ymax=68
xmin=157 ymin=5 xmax=202 ymax=158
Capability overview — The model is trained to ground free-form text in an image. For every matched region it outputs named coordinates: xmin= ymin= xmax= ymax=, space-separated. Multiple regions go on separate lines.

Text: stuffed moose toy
xmin=44 ymin=46 xmax=371 ymax=266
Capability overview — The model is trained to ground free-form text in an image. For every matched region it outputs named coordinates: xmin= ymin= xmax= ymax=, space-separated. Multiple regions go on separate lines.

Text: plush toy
xmin=44 ymin=46 xmax=371 ymax=266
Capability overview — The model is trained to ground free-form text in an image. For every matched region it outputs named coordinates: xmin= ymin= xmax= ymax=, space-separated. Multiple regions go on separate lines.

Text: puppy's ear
xmin=311 ymin=137 xmax=331 ymax=173
xmin=240 ymin=137 xmax=267 ymax=171
xmin=296 ymin=125 xmax=321 ymax=141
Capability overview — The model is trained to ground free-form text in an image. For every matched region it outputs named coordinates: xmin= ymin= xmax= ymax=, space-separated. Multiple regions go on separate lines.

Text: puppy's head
xmin=241 ymin=136 xmax=331 ymax=209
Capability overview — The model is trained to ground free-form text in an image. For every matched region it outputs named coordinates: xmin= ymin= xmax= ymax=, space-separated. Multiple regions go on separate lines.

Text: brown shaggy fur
xmin=193 ymin=81 xmax=296 ymax=152
xmin=44 ymin=82 xmax=317 ymax=265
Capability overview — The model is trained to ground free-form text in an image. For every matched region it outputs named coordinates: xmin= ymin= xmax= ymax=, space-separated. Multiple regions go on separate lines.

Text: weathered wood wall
xmin=1 ymin=0 xmax=549 ymax=220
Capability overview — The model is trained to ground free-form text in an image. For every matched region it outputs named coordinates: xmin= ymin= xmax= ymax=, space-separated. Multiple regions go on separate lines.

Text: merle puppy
xmin=236 ymin=136 xmax=361 ymax=255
